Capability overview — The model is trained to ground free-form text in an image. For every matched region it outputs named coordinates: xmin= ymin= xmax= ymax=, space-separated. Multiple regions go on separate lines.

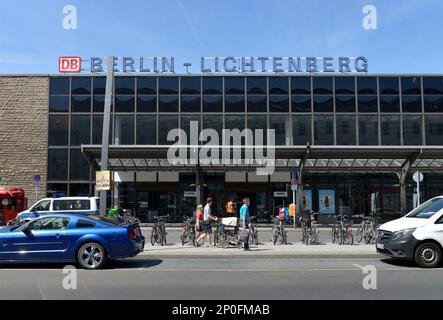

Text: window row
xmin=49 ymin=94 xmax=443 ymax=113
xmin=50 ymin=76 xmax=443 ymax=96
xmin=49 ymin=114 xmax=443 ymax=147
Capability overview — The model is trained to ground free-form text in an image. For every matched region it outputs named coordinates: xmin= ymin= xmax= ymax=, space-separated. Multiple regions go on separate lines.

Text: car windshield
xmin=85 ymin=215 xmax=118 ymax=226
xmin=406 ymin=198 xmax=443 ymax=219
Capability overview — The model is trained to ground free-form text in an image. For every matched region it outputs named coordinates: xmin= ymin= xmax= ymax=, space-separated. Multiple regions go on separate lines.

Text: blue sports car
xmin=0 ymin=213 xmax=145 ymax=269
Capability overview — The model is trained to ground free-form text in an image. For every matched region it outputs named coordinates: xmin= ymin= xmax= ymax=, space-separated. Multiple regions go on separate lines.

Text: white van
xmin=17 ymin=197 xmax=100 ymax=221
xmin=376 ymin=196 xmax=443 ymax=268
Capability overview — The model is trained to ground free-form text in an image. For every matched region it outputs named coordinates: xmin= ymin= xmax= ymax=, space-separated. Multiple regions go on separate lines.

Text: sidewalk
xmin=141 ymin=240 xmax=379 ymax=259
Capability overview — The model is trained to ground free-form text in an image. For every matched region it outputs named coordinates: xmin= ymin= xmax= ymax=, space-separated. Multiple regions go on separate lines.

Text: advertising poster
xmin=297 ymin=189 xmax=312 ymax=212
xmin=319 ymin=189 xmax=336 ymax=215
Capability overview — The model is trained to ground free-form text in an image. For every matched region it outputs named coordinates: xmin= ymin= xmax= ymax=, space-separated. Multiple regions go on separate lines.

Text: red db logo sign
xmin=59 ymin=56 xmax=81 ymax=73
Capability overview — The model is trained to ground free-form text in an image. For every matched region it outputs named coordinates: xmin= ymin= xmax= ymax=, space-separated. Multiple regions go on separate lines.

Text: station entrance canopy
xmin=82 ymin=145 xmax=443 ymax=173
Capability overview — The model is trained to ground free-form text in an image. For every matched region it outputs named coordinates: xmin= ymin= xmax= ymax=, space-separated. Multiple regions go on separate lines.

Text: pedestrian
xmin=195 ymin=204 xmax=204 ymax=243
xmin=196 ymin=197 xmax=218 ymax=246
xmin=239 ymin=197 xmax=251 ymax=250
xmin=225 ymin=198 xmax=234 ymax=216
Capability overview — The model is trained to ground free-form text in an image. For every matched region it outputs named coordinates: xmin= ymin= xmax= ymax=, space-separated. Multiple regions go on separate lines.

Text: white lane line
xmin=117 ymin=267 xmax=443 ymax=272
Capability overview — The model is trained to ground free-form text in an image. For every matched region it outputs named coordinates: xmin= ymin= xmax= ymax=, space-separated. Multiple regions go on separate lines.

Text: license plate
xmin=376 ymin=243 xmax=384 ymax=250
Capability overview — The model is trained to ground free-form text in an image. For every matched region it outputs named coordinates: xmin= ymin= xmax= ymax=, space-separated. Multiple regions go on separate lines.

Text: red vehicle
xmin=0 ymin=186 xmax=26 ymax=226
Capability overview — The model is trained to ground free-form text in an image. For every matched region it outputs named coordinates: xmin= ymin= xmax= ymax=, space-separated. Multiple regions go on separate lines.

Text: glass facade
xmin=47 ymin=75 xmax=443 ymax=217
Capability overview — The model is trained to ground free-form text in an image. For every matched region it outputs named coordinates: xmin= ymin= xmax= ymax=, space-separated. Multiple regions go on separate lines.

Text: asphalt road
xmin=1 ymin=257 xmax=442 ymax=300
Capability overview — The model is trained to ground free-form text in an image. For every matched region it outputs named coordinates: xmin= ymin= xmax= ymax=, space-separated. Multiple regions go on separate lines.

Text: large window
xmin=313 ymin=95 xmax=333 ymax=112
xmin=136 ymin=115 xmax=157 ymax=144
xmin=115 ymin=77 xmax=135 ymax=95
xmin=358 ymin=95 xmax=377 ymax=113
xmin=336 ymin=116 xmax=356 ymax=145
xmin=423 ymin=77 xmax=443 ymax=95
xmin=181 ymin=77 xmax=201 ymax=94
xmin=203 ymin=77 xmax=222 ymax=94
xmin=50 ymin=77 xmax=69 ymax=95
xmin=291 ymin=77 xmax=311 ymax=94
xmin=424 ymin=96 xmax=443 ymax=112
xmin=247 ymin=77 xmax=267 ymax=94
xmin=203 ymin=115 xmax=223 ymax=139
xmin=70 ymin=149 xmax=90 ymax=181
xmin=70 ymin=115 xmax=91 ymax=146
xmin=357 ymin=77 xmax=377 ymax=94
xmin=269 ymin=77 xmax=289 ymax=94
xmin=336 ymin=95 xmax=356 ymax=112
xmin=225 ymin=95 xmax=245 ymax=113
xmin=293 ymin=115 xmax=312 ymax=145
xmin=49 ymin=115 xmax=69 ymax=146
xmin=314 ymin=115 xmax=334 ymax=145
xmin=114 ymin=115 xmax=134 ymax=145
xmin=203 ymin=95 xmax=222 ymax=112
xmin=159 ymin=77 xmax=178 ymax=95
xmin=71 ymin=77 xmax=91 ymax=95
xmin=425 ymin=115 xmax=443 ymax=145
xmin=224 ymin=77 xmax=245 ymax=94
xmin=313 ymin=77 xmax=332 ymax=94
xmin=403 ymin=115 xmax=422 ymax=145
xmin=48 ymin=149 xmax=68 ymax=181
xmin=358 ymin=115 xmax=378 ymax=145
xmin=335 ymin=77 xmax=355 ymax=94
xmin=269 ymin=115 xmax=291 ymax=145
xmin=381 ymin=115 xmax=400 ymax=145
xmin=247 ymin=115 xmax=267 ymax=145
xmin=269 ymin=95 xmax=289 ymax=112
xmin=248 ymin=96 xmax=267 ymax=113
xmin=158 ymin=115 xmax=179 ymax=144
xmin=291 ymin=95 xmax=311 ymax=112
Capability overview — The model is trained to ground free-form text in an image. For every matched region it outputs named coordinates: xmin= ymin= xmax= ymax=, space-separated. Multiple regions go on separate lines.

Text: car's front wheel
xmin=414 ymin=242 xmax=442 ymax=268
xmin=77 ymin=242 xmax=107 ymax=270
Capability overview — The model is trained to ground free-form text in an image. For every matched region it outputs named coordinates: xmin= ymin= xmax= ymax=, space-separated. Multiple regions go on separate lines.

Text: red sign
xmin=59 ymin=56 xmax=81 ymax=73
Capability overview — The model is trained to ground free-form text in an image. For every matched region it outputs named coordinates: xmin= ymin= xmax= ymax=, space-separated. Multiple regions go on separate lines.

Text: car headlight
xmin=392 ymin=228 xmax=416 ymax=240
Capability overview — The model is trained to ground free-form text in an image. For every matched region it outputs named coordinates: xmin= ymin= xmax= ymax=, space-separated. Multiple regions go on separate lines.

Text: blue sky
xmin=0 ymin=0 xmax=442 ymax=74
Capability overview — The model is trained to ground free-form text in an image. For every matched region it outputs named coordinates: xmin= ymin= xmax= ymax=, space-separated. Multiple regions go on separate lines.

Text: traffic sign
xmin=34 ymin=175 xmax=41 ymax=187
xmin=413 ymin=171 xmax=423 ymax=183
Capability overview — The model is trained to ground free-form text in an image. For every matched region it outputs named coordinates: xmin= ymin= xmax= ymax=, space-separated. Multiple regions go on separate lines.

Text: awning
xmin=81 ymin=145 xmax=443 ymax=173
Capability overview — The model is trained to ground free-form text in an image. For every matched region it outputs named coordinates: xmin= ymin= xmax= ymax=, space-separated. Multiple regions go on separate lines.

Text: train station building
xmin=1 ymin=72 xmax=443 ymax=222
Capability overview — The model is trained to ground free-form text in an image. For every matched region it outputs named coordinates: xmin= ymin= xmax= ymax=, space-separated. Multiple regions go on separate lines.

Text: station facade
xmin=2 ymin=74 xmax=443 ymax=222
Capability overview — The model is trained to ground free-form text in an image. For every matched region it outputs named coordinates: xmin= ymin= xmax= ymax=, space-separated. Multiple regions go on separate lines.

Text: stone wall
xmin=0 ymin=76 xmax=48 ymax=207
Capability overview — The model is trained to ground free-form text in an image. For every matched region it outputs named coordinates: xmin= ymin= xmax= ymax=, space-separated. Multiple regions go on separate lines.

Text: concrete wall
xmin=0 ymin=76 xmax=48 ymax=206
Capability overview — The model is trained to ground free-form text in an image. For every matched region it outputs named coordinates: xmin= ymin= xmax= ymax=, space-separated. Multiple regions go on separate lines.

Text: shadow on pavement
xmin=379 ymin=258 xmax=443 ymax=269
xmin=0 ymin=258 xmax=164 ymax=270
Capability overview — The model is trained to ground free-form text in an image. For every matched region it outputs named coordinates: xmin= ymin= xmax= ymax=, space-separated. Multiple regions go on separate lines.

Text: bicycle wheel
xmin=332 ymin=226 xmax=339 ymax=244
xmin=356 ymin=224 xmax=364 ymax=243
xmin=273 ymin=229 xmax=278 ymax=245
xmin=254 ymin=230 xmax=259 ymax=245
xmin=150 ymin=228 xmax=157 ymax=246
xmin=162 ymin=231 xmax=167 ymax=245
xmin=282 ymin=231 xmax=288 ymax=245
xmin=339 ymin=227 xmax=344 ymax=245
xmin=346 ymin=227 xmax=353 ymax=245
xmin=222 ymin=235 xmax=230 ymax=249
xmin=181 ymin=230 xmax=187 ymax=246
xmin=364 ymin=224 xmax=374 ymax=244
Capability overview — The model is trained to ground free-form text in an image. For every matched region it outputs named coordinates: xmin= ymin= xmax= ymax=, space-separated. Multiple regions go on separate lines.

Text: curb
xmin=138 ymin=253 xmax=381 ymax=259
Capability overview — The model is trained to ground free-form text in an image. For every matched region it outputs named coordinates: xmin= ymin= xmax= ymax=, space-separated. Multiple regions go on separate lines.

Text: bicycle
xmin=332 ymin=215 xmax=353 ymax=245
xmin=248 ymin=216 xmax=259 ymax=246
xmin=180 ymin=215 xmax=196 ymax=246
xmin=151 ymin=215 xmax=168 ymax=246
xmin=355 ymin=213 xmax=379 ymax=244
xmin=272 ymin=216 xmax=287 ymax=245
xmin=301 ymin=212 xmax=319 ymax=245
